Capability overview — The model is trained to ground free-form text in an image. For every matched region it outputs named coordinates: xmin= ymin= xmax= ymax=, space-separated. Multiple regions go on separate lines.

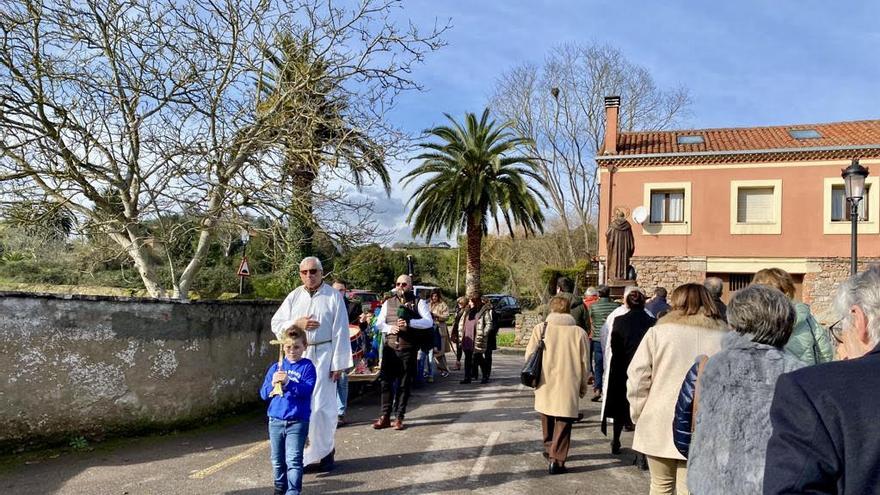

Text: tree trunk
xmin=109 ymin=231 xmax=165 ymax=298
xmin=285 ymin=157 xmax=317 ymax=272
xmin=465 ymin=213 xmax=482 ymax=298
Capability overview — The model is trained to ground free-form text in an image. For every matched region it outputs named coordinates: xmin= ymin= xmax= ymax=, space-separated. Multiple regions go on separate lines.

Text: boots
xmin=372 ymin=415 xmax=391 ymax=429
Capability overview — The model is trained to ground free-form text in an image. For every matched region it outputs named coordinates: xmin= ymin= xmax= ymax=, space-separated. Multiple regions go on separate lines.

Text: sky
xmin=369 ymin=0 xmax=880 ymax=243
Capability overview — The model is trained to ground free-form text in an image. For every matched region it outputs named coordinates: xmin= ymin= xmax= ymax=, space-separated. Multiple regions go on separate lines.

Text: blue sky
xmin=374 ymin=0 xmax=880 ymax=241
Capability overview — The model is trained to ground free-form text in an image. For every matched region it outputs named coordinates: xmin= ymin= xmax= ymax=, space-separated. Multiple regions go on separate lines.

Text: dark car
xmin=345 ymin=290 xmax=382 ymax=312
xmin=485 ymin=294 xmax=522 ymax=328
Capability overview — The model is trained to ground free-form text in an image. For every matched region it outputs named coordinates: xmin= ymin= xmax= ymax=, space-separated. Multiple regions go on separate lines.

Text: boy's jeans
xmin=336 ymin=372 xmax=348 ymax=417
xmin=268 ymin=417 xmax=309 ymax=495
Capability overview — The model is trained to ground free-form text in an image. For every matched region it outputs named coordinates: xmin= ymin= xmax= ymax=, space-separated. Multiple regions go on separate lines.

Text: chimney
xmin=603 ymin=96 xmax=620 ymax=155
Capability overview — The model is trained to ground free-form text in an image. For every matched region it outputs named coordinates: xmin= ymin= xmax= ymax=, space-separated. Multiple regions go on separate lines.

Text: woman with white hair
xmin=683 ymin=285 xmax=805 ymax=494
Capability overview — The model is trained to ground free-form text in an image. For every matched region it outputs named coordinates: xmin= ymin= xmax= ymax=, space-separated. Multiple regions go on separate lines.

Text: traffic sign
xmin=237 ymin=257 xmax=251 ymax=277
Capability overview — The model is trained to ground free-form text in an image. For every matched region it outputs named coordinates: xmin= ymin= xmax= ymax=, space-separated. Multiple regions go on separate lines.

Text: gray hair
xmin=299 ymin=256 xmax=323 ymax=272
xmin=703 ymin=277 xmax=724 ymax=298
xmin=585 ymin=286 xmax=598 ymax=297
xmin=624 ymin=285 xmax=640 ymax=299
xmin=834 ymin=265 xmax=880 ymax=346
xmin=727 ymin=285 xmax=795 ymax=347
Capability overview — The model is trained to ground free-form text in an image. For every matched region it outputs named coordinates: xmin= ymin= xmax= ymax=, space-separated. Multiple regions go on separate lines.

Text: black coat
xmin=603 ymin=310 xmax=655 ymax=430
xmin=764 ymin=344 xmax=880 ymax=494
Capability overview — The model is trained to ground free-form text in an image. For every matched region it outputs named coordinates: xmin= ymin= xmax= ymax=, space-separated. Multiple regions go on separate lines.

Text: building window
xmin=730 ymin=179 xmax=782 ymax=235
xmin=729 ymin=273 xmax=753 ymax=292
xmin=650 ymin=190 xmax=685 ymax=223
xmin=823 ymin=177 xmax=879 ymax=235
xmin=736 ymin=187 xmax=775 ymax=224
xmin=831 ymin=185 xmax=869 ymax=221
xmin=642 ymin=182 xmax=692 ymax=235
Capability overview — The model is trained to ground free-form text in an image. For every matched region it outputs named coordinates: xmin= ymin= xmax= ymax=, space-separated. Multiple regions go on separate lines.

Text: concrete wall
xmin=0 ymin=292 xmax=280 ymax=452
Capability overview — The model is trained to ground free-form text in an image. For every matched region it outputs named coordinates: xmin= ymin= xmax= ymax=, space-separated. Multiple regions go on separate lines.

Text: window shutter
xmin=737 ymin=187 xmax=774 ymax=223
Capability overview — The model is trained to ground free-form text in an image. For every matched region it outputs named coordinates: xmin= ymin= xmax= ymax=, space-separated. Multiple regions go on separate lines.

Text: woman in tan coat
xmin=526 ymin=295 xmax=590 ymax=475
xmin=626 ymin=284 xmax=728 ymax=494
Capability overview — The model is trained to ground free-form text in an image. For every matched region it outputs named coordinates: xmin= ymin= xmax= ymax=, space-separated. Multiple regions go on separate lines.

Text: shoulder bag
xmin=520 ymin=322 xmax=548 ymax=388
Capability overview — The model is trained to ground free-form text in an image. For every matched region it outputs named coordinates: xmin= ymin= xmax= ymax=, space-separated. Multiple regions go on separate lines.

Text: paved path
xmin=1 ymin=352 xmax=650 ymax=494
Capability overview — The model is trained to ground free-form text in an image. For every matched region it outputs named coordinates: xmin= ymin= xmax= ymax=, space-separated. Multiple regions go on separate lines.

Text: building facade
xmin=596 ymin=97 xmax=880 ymax=321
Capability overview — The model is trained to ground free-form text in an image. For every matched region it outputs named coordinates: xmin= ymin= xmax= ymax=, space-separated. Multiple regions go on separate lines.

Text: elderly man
xmin=703 ymin=277 xmax=727 ymax=321
xmin=764 ymin=266 xmax=880 ymax=494
xmin=372 ymin=274 xmax=433 ymax=431
xmin=271 ymin=257 xmax=352 ymax=471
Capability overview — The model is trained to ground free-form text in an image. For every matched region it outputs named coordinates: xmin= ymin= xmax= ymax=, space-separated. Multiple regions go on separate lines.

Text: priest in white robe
xmin=271 ymin=256 xmax=352 ymax=470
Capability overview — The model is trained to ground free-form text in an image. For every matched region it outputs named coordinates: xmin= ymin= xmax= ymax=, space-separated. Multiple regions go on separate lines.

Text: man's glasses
xmin=300 ymin=268 xmax=319 ymax=275
xmin=396 ymin=282 xmax=408 ymax=287
xmin=829 ymin=318 xmax=844 ymax=344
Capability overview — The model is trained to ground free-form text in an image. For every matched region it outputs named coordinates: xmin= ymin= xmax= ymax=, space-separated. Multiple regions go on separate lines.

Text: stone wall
xmin=0 ymin=292 xmax=280 ymax=452
xmin=630 ymin=256 xmax=708 ymax=296
xmin=803 ymin=258 xmax=880 ymax=323
xmin=513 ymin=312 xmax=544 ymax=348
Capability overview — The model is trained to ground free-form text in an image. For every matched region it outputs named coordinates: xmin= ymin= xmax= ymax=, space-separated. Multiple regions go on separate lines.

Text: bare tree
xmin=0 ymin=0 xmax=447 ymax=298
xmin=490 ymin=43 xmax=690 ymax=262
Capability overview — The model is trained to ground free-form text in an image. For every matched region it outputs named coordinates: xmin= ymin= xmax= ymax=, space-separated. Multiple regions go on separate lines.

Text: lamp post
xmin=842 ymin=159 xmax=869 ymax=275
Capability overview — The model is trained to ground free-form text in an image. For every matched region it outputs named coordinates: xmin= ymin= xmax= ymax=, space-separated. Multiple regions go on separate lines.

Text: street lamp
xmin=842 ymin=159 xmax=869 ymax=275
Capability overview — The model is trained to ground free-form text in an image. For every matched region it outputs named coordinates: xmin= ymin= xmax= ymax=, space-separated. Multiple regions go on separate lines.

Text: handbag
xmin=520 ymin=322 xmax=547 ymax=388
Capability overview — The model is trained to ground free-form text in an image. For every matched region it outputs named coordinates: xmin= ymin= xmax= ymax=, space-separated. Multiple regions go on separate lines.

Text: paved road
xmin=1 ymin=352 xmax=649 ymax=494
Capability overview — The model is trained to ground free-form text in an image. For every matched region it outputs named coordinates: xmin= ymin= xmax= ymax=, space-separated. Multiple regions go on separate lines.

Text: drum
xmin=349 ymin=324 xmax=366 ymax=361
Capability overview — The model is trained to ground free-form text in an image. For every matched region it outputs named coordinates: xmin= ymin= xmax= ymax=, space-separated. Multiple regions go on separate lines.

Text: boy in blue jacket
xmin=260 ymin=326 xmax=317 ymax=495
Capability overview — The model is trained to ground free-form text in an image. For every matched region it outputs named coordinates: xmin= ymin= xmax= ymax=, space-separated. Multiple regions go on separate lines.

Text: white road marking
xmin=467 ymin=430 xmax=501 ymax=482
xmin=189 ymin=442 xmax=267 ymax=479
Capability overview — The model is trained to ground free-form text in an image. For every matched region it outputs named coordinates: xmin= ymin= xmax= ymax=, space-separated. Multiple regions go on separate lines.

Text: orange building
xmin=596 ymin=96 xmax=880 ymax=320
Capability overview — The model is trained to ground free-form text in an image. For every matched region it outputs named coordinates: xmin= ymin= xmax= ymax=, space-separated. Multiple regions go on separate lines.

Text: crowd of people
xmin=258 ymin=255 xmax=880 ymax=494
xmin=261 ymin=258 xmax=505 ymax=494
xmin=528 ymin=267 xmax=880 ymax=494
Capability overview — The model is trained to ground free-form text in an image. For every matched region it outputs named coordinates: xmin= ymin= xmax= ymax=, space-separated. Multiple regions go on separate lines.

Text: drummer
xmin=332 ymin=279 xmax=363 ymax=427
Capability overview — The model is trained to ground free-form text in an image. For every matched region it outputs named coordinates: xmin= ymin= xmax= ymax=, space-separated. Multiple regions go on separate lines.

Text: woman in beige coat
xmin=526 ymin=296 xmax=590 ymax=475
xmin=626 ymin=283 xmax=728 ymax=495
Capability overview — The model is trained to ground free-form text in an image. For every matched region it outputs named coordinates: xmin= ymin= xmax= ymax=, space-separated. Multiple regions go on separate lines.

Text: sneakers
xmin=372 ymin=416 xmax=391 ymax=429
xmin=590 ymin=391 xmax=602 ymax=402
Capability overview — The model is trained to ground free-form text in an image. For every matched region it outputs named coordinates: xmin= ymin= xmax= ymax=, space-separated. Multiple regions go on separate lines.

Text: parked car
xmin=485 ymin=294 xmax=522 ymax=328
xmin=345 ymin=290 xmax=382 ymax=312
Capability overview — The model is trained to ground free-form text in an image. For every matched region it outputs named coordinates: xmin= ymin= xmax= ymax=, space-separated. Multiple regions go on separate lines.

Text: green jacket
xmin=588 ymin=297 xmax=620 ymax=342
xmin=556 ymin=292 xmax=589 ymax=332
xmin=783 ymin=302 xmax=834 ymax=365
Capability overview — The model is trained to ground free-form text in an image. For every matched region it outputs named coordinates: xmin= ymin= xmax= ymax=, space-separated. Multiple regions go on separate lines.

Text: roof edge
xmin=596 ymin=143 xmax=880 ymax=161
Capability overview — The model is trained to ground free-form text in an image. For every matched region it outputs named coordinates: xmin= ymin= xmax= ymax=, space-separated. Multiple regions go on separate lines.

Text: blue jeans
xmin=592 ymin=341 xmax=604 ymax=392
xmin=336 ymin=372 xmax=349 ymax=416
xmin=417 ymin=348 xmax=435 ymax=381
xmin=268 ymin=417 xmax=309 ymax=495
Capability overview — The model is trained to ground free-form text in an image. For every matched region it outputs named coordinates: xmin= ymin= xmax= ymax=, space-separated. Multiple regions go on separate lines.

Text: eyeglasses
xmin=299 ymin=268 xmax=319 ymax=275
xmin=396 ymin=282 xmax=408 ymax=287
xmin=829 ymin=318 xmax=844 ymax=344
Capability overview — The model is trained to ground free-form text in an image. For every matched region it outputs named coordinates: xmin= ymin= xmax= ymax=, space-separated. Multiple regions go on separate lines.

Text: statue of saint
xmin=606 ymin=208 xmax=635 ymax=282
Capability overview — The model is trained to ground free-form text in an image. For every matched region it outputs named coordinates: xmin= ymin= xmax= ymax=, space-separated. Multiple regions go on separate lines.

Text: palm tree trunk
xmin=465 ymin=213 xmax=482 ymax=297
xmin=285 ymin=159 xmax=317 ymax=271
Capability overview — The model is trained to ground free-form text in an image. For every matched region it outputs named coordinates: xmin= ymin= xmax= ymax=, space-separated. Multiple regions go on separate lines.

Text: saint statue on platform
xmin=606 ymin=208 xmax=635 ymax=282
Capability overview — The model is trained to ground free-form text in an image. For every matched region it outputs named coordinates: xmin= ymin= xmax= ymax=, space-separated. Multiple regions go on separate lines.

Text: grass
xmin=496 ymin=332 xmax=515 ymax=347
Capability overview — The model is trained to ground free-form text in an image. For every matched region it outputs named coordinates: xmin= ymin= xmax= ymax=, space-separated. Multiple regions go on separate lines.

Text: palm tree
xmin=257 ymin=33 xmax=390 ymax=267
xmin=405 ymin=109 xmax=547 ymax=297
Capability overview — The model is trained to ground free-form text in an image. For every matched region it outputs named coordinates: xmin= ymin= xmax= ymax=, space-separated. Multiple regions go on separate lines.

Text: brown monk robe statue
xmin=606 ymin=208 xmax=635 ymax=281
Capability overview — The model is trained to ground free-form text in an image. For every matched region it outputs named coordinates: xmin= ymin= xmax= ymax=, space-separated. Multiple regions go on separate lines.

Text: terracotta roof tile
xmin=612 ymin=119 xmax=880 ymax=156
